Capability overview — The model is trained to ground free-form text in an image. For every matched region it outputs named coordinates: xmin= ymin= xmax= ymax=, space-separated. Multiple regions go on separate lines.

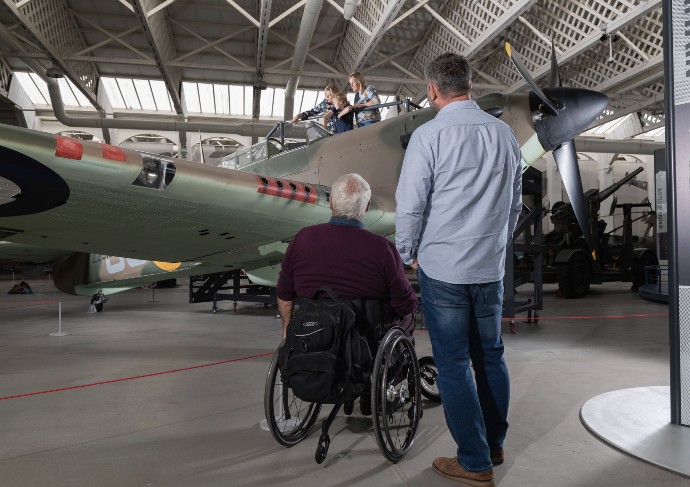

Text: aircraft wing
xmin=0 ymin=124 xmax=341 ymax=275
xmin=0 ymin=241 xmax=71 ymax=265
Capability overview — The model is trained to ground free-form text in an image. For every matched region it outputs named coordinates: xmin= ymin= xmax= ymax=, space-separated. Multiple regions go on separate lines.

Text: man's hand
xmin=410 ymin=260 xmax=418 ymax=271
xmin=277 ymin=297 xmax=294 ymax=339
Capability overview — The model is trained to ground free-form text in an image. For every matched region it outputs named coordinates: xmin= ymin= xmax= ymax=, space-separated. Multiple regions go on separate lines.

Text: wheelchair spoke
xmin=264 ymin=344 xmax=321 ymax=446
xmin=372 ymin=328 xmax=421 ymax=462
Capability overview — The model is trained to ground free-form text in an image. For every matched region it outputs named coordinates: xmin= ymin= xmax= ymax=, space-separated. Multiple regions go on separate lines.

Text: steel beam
xmin=507 ymin=0 xmax=662 ymax=92
xmin=348 ymin=0 xmax=406 ymax=73
xmin=0 ymin=0 xmax=101 ymax=109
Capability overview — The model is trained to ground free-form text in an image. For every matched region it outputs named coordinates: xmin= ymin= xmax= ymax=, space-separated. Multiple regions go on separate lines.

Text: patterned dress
xmin=300 ymin=99 xmax=337 ymax=133
xmin=354 ymin=85 xmax=381 ymax=125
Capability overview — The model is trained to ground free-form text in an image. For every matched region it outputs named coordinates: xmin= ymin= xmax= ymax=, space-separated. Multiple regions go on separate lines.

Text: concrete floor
xmin=0 ymin=279 xmax=686 ymax=487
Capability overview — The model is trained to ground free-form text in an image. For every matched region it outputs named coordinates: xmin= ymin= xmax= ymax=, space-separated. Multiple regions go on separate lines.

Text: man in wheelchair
xmin=276 ymin=172 xmax=418 ymax=416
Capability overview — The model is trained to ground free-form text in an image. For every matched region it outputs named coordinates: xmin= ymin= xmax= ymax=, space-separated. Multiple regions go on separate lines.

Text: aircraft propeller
xmin=505 ymin=41 xmax=609 ymax=259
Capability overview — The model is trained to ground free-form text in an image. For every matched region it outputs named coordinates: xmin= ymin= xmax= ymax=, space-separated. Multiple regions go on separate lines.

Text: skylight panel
xmin=102 ymin=77 xmax=125 ymax=108
xmin=31 ymin=73 xmax=51 ymax=105
xmin=67 ymin=79 xmax=90 ymax=107
xmin=260 ymin=87 xmax=274 ymax=117
xmin=198 ymin=83 xmax=215 ymax=113
xmin=244 ymin=86 xmax=252 ymax=115
xmin=214 ymin=84 xmax=229 ymax=115
xmin=299 ymin=90 xmax=320 ymax=113
xmin=182 ymin=82 xmax=200 ymax=112
xmin=647 ymin=127 xmax=665 ymax=137
xmin=585 ymin=114 xmax=630 ymax=135
xmin=273 ymin=88 xmax=285 ymax=118
xmin=380 ymin=94 xmax=394 ymax=119
xmin=133 ymin=79 xmax=156 ymax=110
xmin=14 ymin=72 xmax=48 ymax=105
xmin=14 ymin=72 xmax=91 ymax=108
xmin=149 ymin=80 xmax=172 ymax=111
xmin=57 ymin=78 xmax=80 ymax=107
xmin=117 ymin=78 xmax=141 ymax=110
xmin=229 ymin=85 xmax=244 ymax=114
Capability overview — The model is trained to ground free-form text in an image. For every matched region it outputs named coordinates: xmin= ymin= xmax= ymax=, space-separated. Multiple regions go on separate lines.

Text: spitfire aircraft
xmin=0 ymin=44 xmax=608 ymax=303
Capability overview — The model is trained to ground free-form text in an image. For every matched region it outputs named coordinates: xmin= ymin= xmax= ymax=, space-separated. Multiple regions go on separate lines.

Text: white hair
xmin=330 ymin=173 xmax=371 ymax=220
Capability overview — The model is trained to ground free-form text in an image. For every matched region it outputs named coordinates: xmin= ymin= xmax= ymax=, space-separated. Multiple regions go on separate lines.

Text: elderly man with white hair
xmin=276 ymin=173 xmax=417 ymax=414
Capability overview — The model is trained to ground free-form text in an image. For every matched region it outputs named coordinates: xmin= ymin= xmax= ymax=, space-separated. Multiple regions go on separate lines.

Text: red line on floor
xmin=0 ymin=303 xmax=61 ymax=311
xmin=0 ymin=313 xmax=668 ymax=402
xmin=0 ymin=351 xmax=275 ymax=402
xmin=0 ymin=299 xmax=60 ymax=304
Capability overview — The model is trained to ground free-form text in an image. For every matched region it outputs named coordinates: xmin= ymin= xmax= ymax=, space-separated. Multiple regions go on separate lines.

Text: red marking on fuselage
xmin=256 ymin=175 xmax=317 ymax=204
xmin=100 ymin=143 xmax=127 ymax=162
xmin=54 ymin=135 xmax=83 ymax=160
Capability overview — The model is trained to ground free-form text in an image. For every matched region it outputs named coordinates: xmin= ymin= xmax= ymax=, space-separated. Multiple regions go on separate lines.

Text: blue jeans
xmin=357 ymin=119 xmax=378 ymax=127
xmin=418 ymin=268 xmax=510 ymax=472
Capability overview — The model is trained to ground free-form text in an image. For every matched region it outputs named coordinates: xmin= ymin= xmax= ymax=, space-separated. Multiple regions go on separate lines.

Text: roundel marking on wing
xmin=153 ymin=261 xmax=182 ymax=271
xmin=0 ymin=146 xmax=70 ymax=217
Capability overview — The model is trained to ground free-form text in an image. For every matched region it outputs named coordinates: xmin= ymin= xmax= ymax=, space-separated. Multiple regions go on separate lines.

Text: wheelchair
xmin=264 ymin=325 xmax=422 ymax=464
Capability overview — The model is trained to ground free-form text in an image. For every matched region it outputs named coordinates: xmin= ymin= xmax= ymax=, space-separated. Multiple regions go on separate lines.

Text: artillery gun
xmin=539 ymin=166 xmax=657 ymax=298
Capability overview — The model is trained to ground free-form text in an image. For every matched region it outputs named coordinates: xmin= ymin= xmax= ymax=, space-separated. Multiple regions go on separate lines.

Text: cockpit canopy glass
xmin=220 ymin=121 xmax=330 ymax=171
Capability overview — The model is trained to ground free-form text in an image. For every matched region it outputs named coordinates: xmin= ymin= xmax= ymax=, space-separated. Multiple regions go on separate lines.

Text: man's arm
xmin=384 ymin=243 xmax=418 ymax=316
xmin=276 ymin=234 xmax=298 ymax=339
xmin=395 ymin=129 xmax=434 ymax=266
xmin=507 ymin=135 xmax=523 ymax=243
xmin=277 ymin=298 xmax=294 ymax=339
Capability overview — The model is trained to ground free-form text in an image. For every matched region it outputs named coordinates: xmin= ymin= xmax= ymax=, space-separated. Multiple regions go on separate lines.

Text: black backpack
xmin=280 ymin=288 xmax=373 ymax=404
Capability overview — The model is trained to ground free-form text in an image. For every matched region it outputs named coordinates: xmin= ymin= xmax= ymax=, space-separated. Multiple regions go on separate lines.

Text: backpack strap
xmin=343 ymin=326 xmax=354 ymax=399
xmin=310 ymin=287 xmax=341 ymax=302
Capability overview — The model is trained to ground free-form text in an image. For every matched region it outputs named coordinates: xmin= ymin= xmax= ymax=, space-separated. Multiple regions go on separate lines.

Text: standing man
xmin=395 ymin=53 xmax=522 ymax=486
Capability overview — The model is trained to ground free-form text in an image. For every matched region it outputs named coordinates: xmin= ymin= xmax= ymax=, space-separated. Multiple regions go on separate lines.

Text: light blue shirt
xmin=395 ymin=100 xmax=522 ymax=284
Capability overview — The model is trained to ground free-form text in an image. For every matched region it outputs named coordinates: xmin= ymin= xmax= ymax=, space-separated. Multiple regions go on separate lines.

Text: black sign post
xmin=664 ymin=0 xmax=689 ymax=426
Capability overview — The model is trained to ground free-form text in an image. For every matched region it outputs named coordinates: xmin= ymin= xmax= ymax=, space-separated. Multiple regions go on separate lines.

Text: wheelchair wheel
xmin=372 ymin=328 xmax=421 ymax=463
xmin=418 ymin=355 xmax=442 ymax=402
xmin=264 ymin=344 xmax=322 ymax=446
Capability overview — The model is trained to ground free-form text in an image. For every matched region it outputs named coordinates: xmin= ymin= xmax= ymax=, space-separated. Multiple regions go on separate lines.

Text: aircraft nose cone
xmin=555 ymin=88 xmax=609 ymax=133
xmin=532 ymin=88 xmax=609 ymax=151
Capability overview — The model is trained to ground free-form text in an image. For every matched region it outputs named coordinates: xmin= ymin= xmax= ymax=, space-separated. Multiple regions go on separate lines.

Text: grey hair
xmin=424 ymin=52 xmax=472 ymax=98
xmin=330 ymin=173 xmax=371 ymax=220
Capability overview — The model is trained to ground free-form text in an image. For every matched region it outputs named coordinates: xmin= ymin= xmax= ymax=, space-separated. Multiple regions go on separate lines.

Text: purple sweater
xmin=277 ymin=218 xmax=417 ymax=317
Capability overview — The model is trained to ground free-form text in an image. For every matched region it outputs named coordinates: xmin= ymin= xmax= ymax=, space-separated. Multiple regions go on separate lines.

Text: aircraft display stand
xmin=503 ymin=166 xmax=543 ymax=334
xmin=189 ymin=270 xmax=276 ymax=312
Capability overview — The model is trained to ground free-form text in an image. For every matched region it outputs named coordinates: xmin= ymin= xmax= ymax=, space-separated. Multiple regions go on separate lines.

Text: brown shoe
xmin=490 ymin=448 xmax=504 ymax=466
xmin=432 ymin=457 xmax=495 ymax=487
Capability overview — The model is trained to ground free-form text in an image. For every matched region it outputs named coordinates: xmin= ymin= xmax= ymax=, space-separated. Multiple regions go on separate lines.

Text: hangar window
xmin=183 ymin=83 xmax=334 ymax=120
xmin=101 ymin=78 xmax=174 ymax=112
xmin=14 ymin=72 xmax=93 ymax=109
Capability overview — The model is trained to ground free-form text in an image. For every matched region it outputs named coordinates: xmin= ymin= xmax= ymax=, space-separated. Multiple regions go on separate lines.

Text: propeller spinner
xmin=505 ymin=42 xmax=608 ymax=259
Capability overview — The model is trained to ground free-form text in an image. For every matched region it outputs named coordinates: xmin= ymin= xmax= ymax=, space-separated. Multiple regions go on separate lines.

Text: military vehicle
xmin=537 ymin=166 xmax=658 ymax=298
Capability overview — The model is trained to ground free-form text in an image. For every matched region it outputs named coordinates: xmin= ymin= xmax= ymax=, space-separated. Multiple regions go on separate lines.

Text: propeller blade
xmin=552 ymin=140 xmax=596 ymax=258
xmin=505 ymin=42 xmax=559 ymax=116
xmin=550 ymin=41 xmax=561 ymax=88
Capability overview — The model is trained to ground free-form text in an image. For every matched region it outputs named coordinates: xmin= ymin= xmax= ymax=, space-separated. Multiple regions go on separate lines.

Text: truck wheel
xmin=558 ymin=253 xmax=590 ymax=298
